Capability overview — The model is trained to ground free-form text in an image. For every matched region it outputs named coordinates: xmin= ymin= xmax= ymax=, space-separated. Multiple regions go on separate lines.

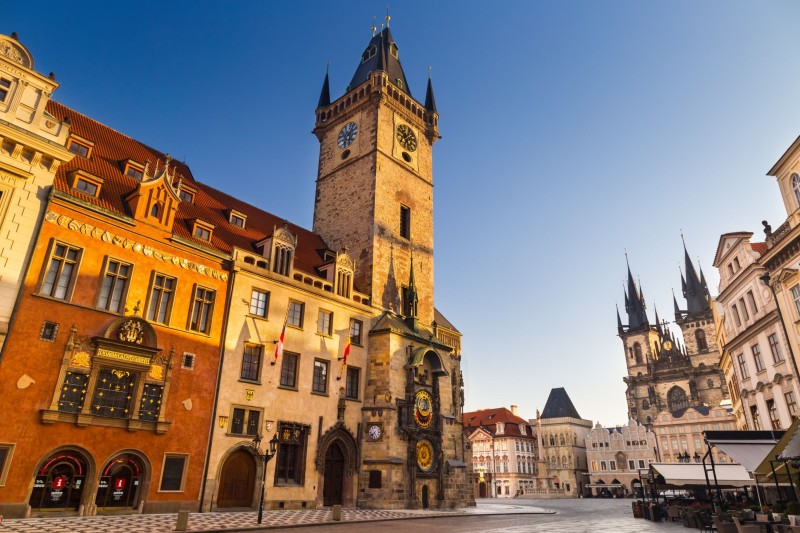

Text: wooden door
xmin=322 ymin=442 xmax=345 ymax=506
xmin=217 ymin=449 xmax=256 ymax=508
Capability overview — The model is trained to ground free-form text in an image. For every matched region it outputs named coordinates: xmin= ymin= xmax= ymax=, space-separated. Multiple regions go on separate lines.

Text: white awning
xmin=650 ymin=463 xmax=754 ymax=488
xmin=711 ymin=442 xmax=776 ymax=472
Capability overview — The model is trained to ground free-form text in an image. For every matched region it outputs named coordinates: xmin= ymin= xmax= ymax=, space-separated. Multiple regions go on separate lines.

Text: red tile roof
xmin=463 ymin=407 xmax=532 ymax=437
xmin=750 ymin=242 xmax=767 ymax=257
xmin=47 ymin=100 xmax=332 ymax=278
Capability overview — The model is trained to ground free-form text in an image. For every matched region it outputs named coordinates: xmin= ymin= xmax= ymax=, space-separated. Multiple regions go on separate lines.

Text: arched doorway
xmin=29 ymin=450 xmax=89 ymax=512
xmin=217 ymin=448 xmax=256 ymax=508
xmin=96 ymin=453 xmax=145 ymax=510
xmin=322 ymin=442 xmax=345 ymax=506
xmin=479 ymin=481 xmax=487 ymax=498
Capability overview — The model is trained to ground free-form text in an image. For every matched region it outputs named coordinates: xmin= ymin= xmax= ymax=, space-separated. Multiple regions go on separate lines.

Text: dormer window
xmin=273 ymin=244 xmax=292 ymax=276
xmin=67 ymin=136 xmax=94 ymax=159
xmin=192 ymin=221 xmax=214 ymax=242
xmin=496 ymin=422 xmax=504 ymax=435
xmin=123 ymin=161 xmax=144 ymax=180
xmin=335 ymin=251 xmax=355 ymax=298
xmin=390 ymin=43 xmax=399 ymax=59
xmin=361 ymin=45 xmax=377 ymax=63
xmin=228 ymin=210 xmax=247 ymax=229
xmin=178 ymin=188 xmax=195 ymax=204
xmin=0 ymin=78 xmax=11 ymax=103
xmin=519 ymin=423 xmax=526 ymax=435
xmin=69 ymin=171 xmax=102 ymax=198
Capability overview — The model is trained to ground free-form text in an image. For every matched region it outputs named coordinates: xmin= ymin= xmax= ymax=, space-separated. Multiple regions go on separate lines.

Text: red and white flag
xmin=341 ymin=336 xmax=351 ymax=366
xmin=273 ymin=320 xmax=286 ymax=365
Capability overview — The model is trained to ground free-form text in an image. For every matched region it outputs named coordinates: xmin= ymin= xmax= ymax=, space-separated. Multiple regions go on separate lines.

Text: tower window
xmin=793 ymin=174 xmax=800 ymax=208
xmin=695 ymin=329 xmax=707 ymax=351
xmin=400 ymin=205 xmax=411 ymax=240
xmin=633 ymin=342 xmax=642 ymax=364
xmin=361 ymin=45 xmax=377 ymax=63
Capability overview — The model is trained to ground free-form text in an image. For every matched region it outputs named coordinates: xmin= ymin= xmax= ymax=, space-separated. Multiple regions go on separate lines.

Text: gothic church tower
xmin=312 ymin=22 xmax=472 ymax=510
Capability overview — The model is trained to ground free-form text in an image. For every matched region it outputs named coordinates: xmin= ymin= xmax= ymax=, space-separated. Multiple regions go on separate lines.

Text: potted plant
xmin=756 ymin=504 xmax=770 ymax=522
xmin=786 ymin=501 xmax=800 ymax=525
xmin=771 ymin=502 xmax=784 ymax=523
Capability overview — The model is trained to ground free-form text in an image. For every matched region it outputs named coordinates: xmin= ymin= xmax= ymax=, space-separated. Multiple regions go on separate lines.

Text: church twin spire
xmin=619 ymin=240 xmax=712 ymax=335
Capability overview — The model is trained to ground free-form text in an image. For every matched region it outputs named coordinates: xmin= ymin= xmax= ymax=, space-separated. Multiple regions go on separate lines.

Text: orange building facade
xmin=0 ymin=98 xmax=230 ymax=517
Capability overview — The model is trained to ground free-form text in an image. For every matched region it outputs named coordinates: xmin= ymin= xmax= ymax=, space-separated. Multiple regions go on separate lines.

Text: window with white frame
xmin=769 ymin=333 xmax=784 ymax=363
xmin=752 ymin=344 xmax=765 ymax=373
xmin=793 ymin=173 xmax=800 ymax=208
xmin=792 ymin=285 xmax=800 ymax=318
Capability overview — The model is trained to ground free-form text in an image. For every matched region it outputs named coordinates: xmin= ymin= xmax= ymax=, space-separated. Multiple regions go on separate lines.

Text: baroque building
xmin=618 ymin=249 xmax=730 ymax=429
xmin=0 ymin=33 xmax=73 ymax=352
xmin=712 ymin=232 xmax=800 ymax=431
xmin=463 ymin=406 xmax=537 ymax=498
xmin=585 ymin=419 xmax=657 ymax=497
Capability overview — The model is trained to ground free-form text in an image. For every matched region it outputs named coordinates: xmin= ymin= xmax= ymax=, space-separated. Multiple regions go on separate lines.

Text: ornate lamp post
xmin=251 ymin=432 xmax=278 ymax=524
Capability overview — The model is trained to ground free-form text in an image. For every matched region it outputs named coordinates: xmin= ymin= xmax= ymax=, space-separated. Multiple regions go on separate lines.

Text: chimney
xmin=511 ymin=405 xmax=518 ymax=416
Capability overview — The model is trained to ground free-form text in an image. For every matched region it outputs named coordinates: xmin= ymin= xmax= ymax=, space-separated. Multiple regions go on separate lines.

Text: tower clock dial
xmin=396 ymin=124 xmax=417 ymax=152
xmin=663 ymin=340 xmax=673 ymax=351
xmin=367 ymin=423 xmax=382 ymax=441
xmin=337 ymin=122 xmax=358 ymax=149
xmin=414 ymin=390 xmax=433 ymax=428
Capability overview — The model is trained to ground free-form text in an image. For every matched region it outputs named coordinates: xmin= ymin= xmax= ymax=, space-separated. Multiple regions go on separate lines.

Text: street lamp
xmin=252 ymin=432 xmax=278 ymax=524
xmin=759 ymin=273 xmax=800 ymax=384
xmin=693 ymin=452 xmax=700 ymax=463
xmin=678 ymin=452 xmax=691 ymax=463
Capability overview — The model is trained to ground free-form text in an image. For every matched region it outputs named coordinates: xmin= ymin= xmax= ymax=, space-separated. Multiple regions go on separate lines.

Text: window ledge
xmin=278 ymin=385 xmax=298 ymax=392
xmin=287 ymin=325 xmax=303 ymax=331
xmin=315 ymin=332 xmax=333 ymax=339
xmin=238 ymin=378 xmax=261 ymax=386
xmin=311 ymin=390 xmax=329 ymax=397
xmin=247 ymin=314 xmax=269 ymax=321
xmin=40 ymin=409 xmax=170 ymax=433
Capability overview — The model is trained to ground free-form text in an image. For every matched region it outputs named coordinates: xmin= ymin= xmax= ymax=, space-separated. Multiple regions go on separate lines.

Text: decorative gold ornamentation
xmin=110 ymin=369 xmax=130 ymax=380
xmin=70 ymin=351 xmax=91 ymax=368
xmin=148 ymin=364 xmax=164 ymax=381
xmin=245 ymin=389 xmax=254 ymax=401
xmin=119 ymin=319 xmax=145 ymax=344
xmin=43 ymin=210 xmax=228 ymax=281
xmin=218 ymin=416 xmax=228 ymax=428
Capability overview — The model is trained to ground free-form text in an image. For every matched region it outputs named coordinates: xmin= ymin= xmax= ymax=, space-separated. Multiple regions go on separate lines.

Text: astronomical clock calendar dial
xmin=416 ymin=439 xmax=434 ymax=472
xmin=413 ymin=390 xmax=433 ymax=428
xmin=337 ymin=122 xmax=358 ymax=149
xmin=396 ymin=124 xmax=417 ymax=152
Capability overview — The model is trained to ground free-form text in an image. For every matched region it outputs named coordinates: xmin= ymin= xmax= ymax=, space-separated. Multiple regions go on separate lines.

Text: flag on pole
xmin=337 ymin=335 xmax=351 ymax=380
xmin=272 ymin=319 xmax=286 ymax=365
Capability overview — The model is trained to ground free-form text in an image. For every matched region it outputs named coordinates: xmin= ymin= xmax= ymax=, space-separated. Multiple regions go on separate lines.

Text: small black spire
xmin=317 ymin=66 xmax=331 ymax=109
xmin=424 ymin=73 xmax=437 ymax=113
xmin=624 ymin=259 xmax=649 ymax=332
xmin=682 ymin=240 xmax=711 ymax=316
xmin=404 ymin=249 xmax=419 ymax=330
xmin=673 ymin=289 xmax=682 ymax=321
xmin=654 ymin=305 xmax=663 ymax=336
xmin=616 ymin=305 xmax=624 ymax=335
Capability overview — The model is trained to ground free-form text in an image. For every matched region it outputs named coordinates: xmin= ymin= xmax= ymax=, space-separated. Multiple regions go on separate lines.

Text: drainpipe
xmin=199 ymin=268 xmax=237 ymax=512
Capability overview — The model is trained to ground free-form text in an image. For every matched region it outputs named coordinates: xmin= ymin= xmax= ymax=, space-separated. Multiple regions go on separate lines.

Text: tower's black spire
xmin=348 ymin=27 xmax=411 ymax=95
xmin=424 ymin=75 xmax=437 ymax=113
xmin=623 ymin=259 xmax=649 ymax=332
xmin=317 ymin=68 xmax=331 ymax=109
xmin=404 ymin=249 xmax=419 ymax=330
xmin=616 ymin=305 xmax=624 ymax=335
xmin=654 ymin=305 xmax=663 ymax=336
xmin=673 ymin=289 xmax=682 ymax=321
xmin=682 ymin=240 xmax=711 ymax=316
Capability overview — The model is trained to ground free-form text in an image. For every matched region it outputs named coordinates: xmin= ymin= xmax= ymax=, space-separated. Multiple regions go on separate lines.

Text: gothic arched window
xmin=549 ymin=435 xmax=555 ymax=446
xmin=695 ymin=329 xmax=708 ymax=351
xmin=667 ymin=386 xmax=690 ymax=413
xmin=793 ymin=174 xmax=800 ymax=207
xmin=633 ymin=342 xmax=643 ymax=364
xmin=562 ymin=456 xmax=568 ymax=468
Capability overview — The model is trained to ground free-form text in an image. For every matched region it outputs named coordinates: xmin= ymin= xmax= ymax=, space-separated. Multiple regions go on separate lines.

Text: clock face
xmin=414 ymin=390 xmax=433 ymax=428
xmin=663 ymin=340 xmax=673 ymax=351
xmin=337 ymin=122 xmax=358 ymax=149
xmin=368 ymin=424 xmax=382 ymax=440
xmin=396 ymin=124 xmax=417 ymax=152
xmin=416 ymin=439 xmax=435 ymax=472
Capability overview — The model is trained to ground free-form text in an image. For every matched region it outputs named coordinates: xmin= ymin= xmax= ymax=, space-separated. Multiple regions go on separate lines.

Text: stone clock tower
xmin=312 ymin=24 xmax=473 ymax=509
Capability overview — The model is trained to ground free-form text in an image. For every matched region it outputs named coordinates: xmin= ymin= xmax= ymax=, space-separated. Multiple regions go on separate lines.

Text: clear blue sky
xmin=7 ymin=1 xmax=800 ymax=425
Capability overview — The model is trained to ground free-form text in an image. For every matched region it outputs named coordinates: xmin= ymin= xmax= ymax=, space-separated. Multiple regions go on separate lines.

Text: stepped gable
xmin=540 ymin=387 xmax=582 ymax=419
xmin=463 ymin=407 xmax=531 ymax=437
xmin=46 ymin=100 xmax=336 ymax=282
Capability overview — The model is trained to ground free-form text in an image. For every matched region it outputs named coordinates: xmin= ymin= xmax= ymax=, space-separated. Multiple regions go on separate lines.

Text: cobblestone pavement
xmin=0 ymin=501 xmax=551 ymax=532
xmin=0 ymin=498 xmax=688 ymax=532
